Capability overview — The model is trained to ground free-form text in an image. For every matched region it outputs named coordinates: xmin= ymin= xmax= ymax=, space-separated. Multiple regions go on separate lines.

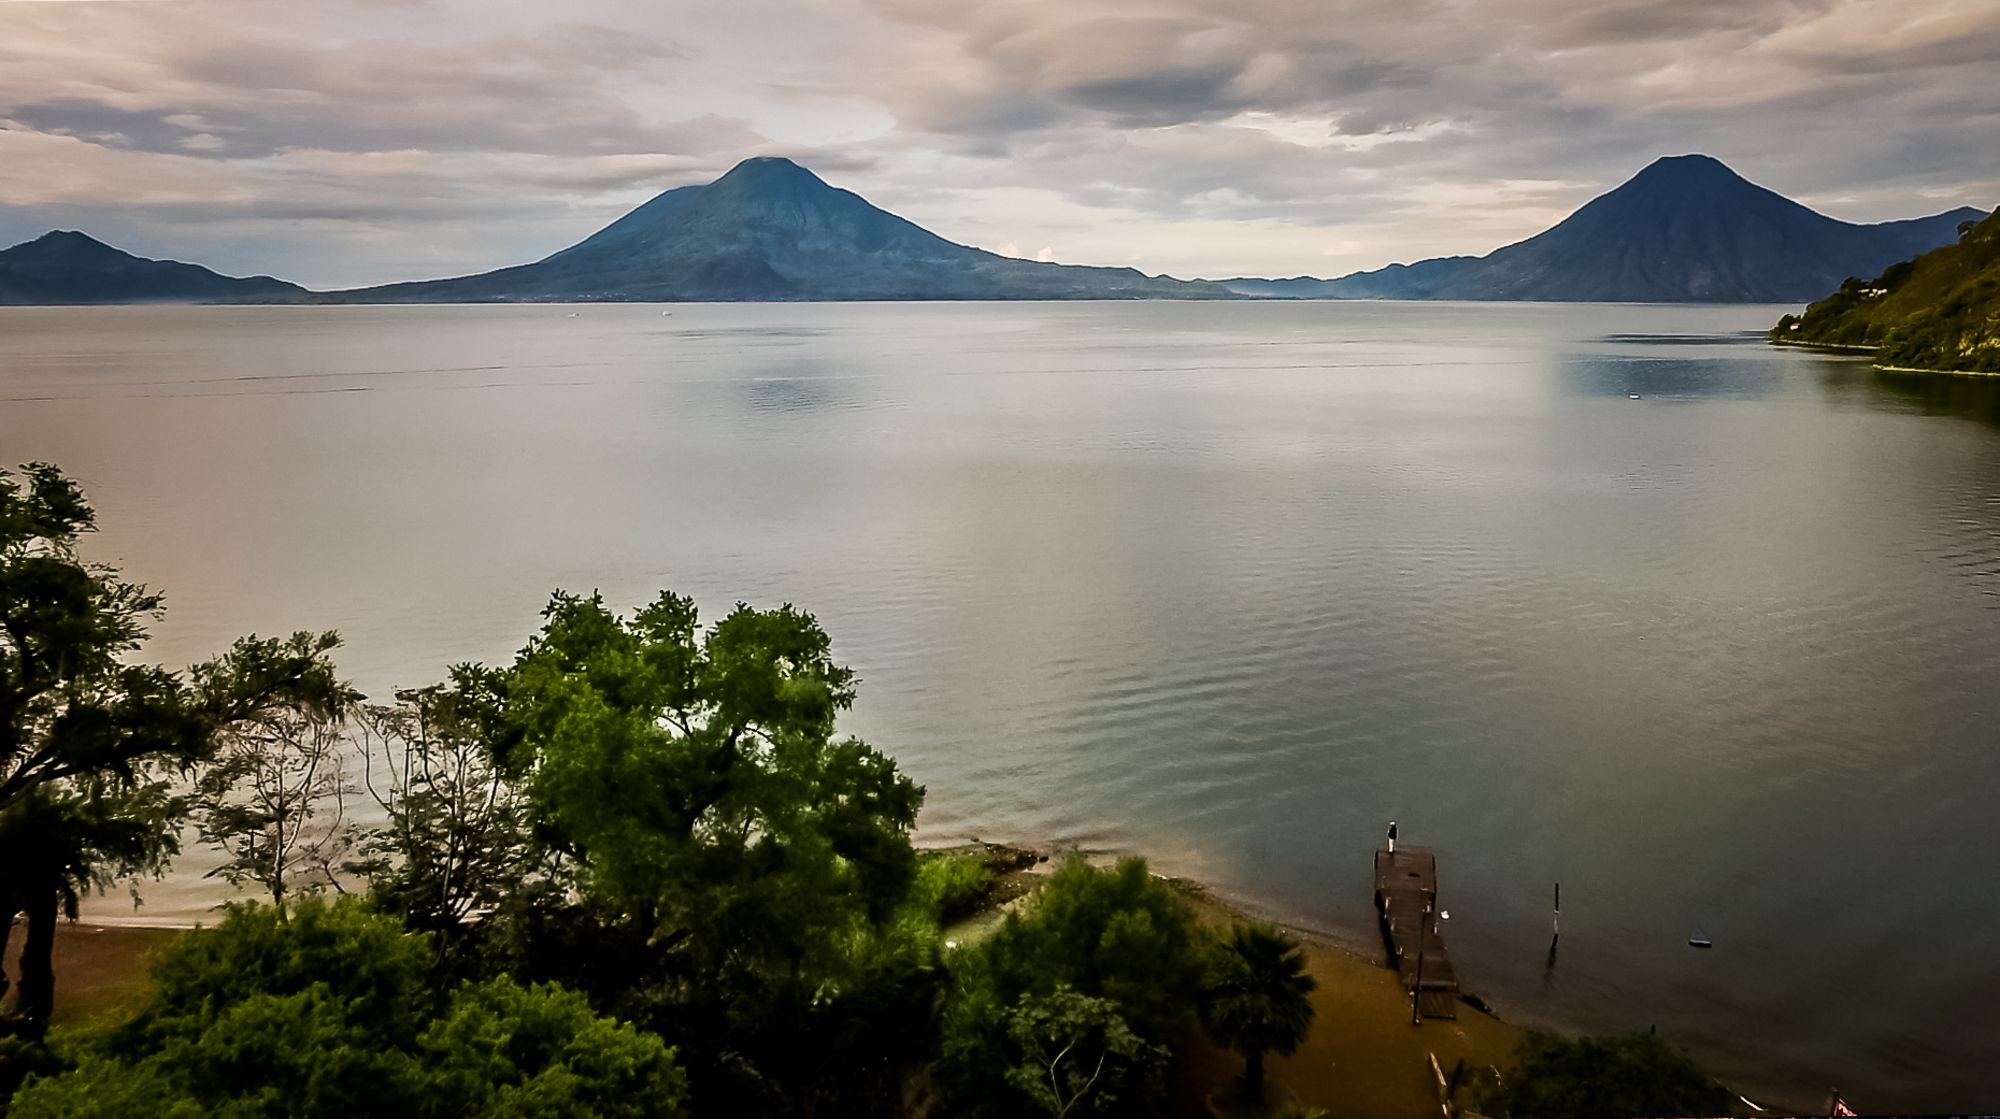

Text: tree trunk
xmin=0 ymin=885 xmax=18 ymax=1003
xmin=17 ymin=885 xmax=57 ymax=1032
xmin=1245 ymin=1048 xmax=1266 ymax=1102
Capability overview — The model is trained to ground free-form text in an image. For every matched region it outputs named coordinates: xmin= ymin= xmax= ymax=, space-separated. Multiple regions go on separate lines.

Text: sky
xmin=1 ymin=0 xmax=1995 ymax=290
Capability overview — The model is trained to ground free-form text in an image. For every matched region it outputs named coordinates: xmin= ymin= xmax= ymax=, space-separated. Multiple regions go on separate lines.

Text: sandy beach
xmin=939 ymin=845 xmax=1526 ymax=1119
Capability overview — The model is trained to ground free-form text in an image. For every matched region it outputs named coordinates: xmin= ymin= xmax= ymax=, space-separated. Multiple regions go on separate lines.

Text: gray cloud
xmin=0 ymin=0 xmax=1993 ymax=286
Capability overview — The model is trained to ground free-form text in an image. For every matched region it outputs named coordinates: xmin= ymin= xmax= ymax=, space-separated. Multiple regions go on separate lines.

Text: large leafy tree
xmin=494 ymin=591 xmax=929 ymax=1109
xmin=0 ymin=463 xmax=343 ymax=1028
xmin=1200 ymin=924 xmax=1317 ymax=1102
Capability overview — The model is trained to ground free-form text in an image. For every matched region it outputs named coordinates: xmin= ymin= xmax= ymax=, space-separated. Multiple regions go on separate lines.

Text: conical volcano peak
xmin=329 ymin=155 xmax=1227 ymax=302
xmin=711 ymin=156 xmax=832 ymax=193
xmin=1621 ymin=154 xmax=1756 ymax=193
xmin=1273 ymin=153 xmax=1982 ymax=302
xmin=14 ymin=230 xmax=124 ymax=262
xmin=35 ymin=230 xmax=111 ymax=247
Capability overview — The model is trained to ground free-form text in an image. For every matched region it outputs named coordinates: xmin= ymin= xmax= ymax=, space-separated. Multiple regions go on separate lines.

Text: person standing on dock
xmin=1387 ymin=821 xmax=1398 ymax=854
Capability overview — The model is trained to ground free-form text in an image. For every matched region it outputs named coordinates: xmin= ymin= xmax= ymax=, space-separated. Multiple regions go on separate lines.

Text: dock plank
xmin=1374 ymin=845 xmax=1458 ymax=1020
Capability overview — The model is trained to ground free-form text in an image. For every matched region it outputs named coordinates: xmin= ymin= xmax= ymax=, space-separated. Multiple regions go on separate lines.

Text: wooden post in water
xmin=1412 ymin=900 xmax=1429 ymax=1026
xmin=1543 ymin=881 xmax=1561 ymax=979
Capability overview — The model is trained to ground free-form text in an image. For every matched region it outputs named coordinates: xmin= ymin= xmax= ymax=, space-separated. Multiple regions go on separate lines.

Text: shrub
xmin=9 ymin=899 xmax=686 ymax=1119
xmin=915 ymin=852 xmax=996 ymax=924
xmin=1475 ymin=1030 xmax=1733 ymax=1119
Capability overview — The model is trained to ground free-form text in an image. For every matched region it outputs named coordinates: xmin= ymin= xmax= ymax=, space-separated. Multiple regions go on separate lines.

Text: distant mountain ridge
xmin=1774 ymin=207 xmax=2000 ymax=372
xmin=0 ymin=231 xmax=305 ymax=305
xmin=1 ymin=155 xmax=1986 ymax=306
xmin=327 ymin=157 xmax=1231 ymax=303
xmin=1226 ymin=156 xmax=1985 ymax=303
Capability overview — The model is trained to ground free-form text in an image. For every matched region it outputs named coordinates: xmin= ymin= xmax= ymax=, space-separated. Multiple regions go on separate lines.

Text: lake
xmin=4 ymin=301 xmax=1997 ymax=1109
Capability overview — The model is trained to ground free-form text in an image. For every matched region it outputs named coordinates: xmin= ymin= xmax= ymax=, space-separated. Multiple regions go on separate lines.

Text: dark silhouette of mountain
xmin=1774 ymin=207 xmax=2000 ymax=372
xmin=330 ymin=157 xmax=1230 ymax=303
xmin=1224 ymin=156 xmax=1985 ymax=303
xmin=0 ymin=231 xmax=306 ymax=305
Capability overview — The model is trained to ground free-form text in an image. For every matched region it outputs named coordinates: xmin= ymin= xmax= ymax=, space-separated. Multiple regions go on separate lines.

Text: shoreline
xmin=1769 ymin=336 xmax=1877 ymax=355
xmin=1875 ymin=363 xmax=2000 ymax=378
xmin=38 ymin=841 xmax=1789 ymax=1118
xmin=35 ymin=843 xmax=1523 ymax=1119
xmin=1771 ymin=338 xmax=2000 ymax=376
xmin=930 ymin=842 xmax=1527 ymax=1119
xmin=932 ymin=841 xmax=1797 ymax=1117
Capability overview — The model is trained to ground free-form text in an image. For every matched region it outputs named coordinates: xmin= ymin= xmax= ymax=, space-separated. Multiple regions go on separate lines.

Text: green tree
xmin=419 ymin=978 xmax=688 ymax=1118
xmin=1200 ymin=924 xmax=1317 ymax=1102
xmin=940 ymin=858 xmax=1211 ymax=1118
xmin=978 ymin=857 xmax=1208 ymax=1035
xmin=492 ymin=591 xmax=930 ymax=1112
xmin=0 ymin=463 xmax=344 ymax=1029
xmin=9 ymin=898 xmax=686 ymax=1119
xmin=1474 ymin=1030 xmax=1734 ymax=1119
xmin=1003 ymin=987 xmax=1163 ymax=1119
xmin=500 ymin=592 xmax=923 ymax=964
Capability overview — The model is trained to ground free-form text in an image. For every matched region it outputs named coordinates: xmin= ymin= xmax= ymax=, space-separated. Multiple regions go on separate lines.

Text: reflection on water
xmin=1597 ymin=331 xmax=1768 ymax=347
xmin=1558 ymin=354 xmax=1784 ymax=399
xmin=1803 ymin=354 xmax=2000 ymax=430
xmin=2 ymin=301 xmax=1998 ymax=1111
xmin=1872 ymin=369 xmax=2000 ymax=427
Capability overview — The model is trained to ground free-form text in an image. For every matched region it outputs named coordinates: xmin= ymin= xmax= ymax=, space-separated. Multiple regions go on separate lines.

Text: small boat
xmin=1688 ymin=928 xmax=1712 ymax=949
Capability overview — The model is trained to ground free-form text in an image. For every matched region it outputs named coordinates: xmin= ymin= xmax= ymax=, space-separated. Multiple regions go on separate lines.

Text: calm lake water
xmin=4 ymin=301 xmax=1998 ymax=1109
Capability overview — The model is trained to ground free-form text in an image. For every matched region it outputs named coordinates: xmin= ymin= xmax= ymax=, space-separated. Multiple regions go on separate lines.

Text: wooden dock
xmin=1374 ymin=845 xmax=1459 ymax=1020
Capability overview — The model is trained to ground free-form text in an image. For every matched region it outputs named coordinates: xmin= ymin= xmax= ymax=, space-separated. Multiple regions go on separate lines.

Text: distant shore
xmin=1773 ymin=336 xmax=2000 ymax=376
xmin=1769 ymin=336 xmax=1877 ymax=355
xmin=1875 ymin=363 xmax=2000 ymax=377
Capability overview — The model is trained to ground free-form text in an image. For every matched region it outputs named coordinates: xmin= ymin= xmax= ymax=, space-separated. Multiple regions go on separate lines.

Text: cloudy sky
xmin=2 ymin=0 xmax=1994 ymax=289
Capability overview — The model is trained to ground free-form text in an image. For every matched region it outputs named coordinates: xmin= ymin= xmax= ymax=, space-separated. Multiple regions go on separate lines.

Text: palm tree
xmin=1201 ymin=923 xmax=1318 ymax=1103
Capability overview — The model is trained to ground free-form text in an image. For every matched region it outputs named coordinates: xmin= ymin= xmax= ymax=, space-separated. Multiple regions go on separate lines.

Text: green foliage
xmin=1002 ymin=987 xmax=1164 ymax=1119
xmin=0 ymin=1030 xmax=66 ymax=1110
xmin=131 ymin=897 xmax=433 ymax=1043
xmin=1776 ymin=207 xmax=2000 ymax=372
xmin=0 ymin=463 xmax=344 ymax=1028
xmin=485 ymin=591 xmax=936 ymax=1115
xmin=9 ymin=898 xmax=686 ymax=1119
xmin=914 ymin=851 xmax=996 ymax=924
xmin=500 ymin=591 xmax=925 ymax=971
xmin=1 ymin=463 xmax=196 ymax=999
xmin=1201 ymin=924 xmax=1317 ymax=1100
xmin=940 ymin=858 xmax=1211 ymax=1117
xmin=419 ymin=979 xmax=688 ymax=1118
xmin=980 ymin=858 xmax=1208 ymax=1035
xmin=1474 ymin=1030 xmax=1734 ymax=1119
